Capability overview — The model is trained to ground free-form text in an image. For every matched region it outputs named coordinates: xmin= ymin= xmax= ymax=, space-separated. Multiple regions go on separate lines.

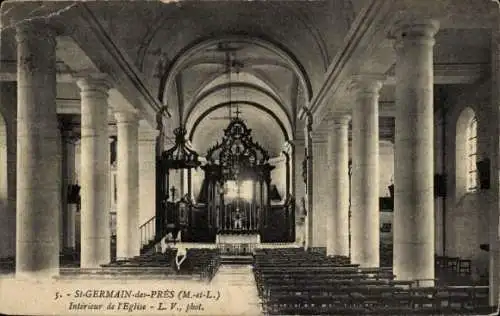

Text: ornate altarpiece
xmin=202 ymin=117 xmax=274 ymax=240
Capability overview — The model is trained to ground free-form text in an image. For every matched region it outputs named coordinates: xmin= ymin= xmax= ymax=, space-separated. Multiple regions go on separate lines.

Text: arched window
xmin=466 ymin=116 xmax=478 ymax=191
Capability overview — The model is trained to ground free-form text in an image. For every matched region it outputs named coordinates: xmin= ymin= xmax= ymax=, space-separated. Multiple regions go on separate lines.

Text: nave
xmin=2 ymin=1 xmax=500 ymax=315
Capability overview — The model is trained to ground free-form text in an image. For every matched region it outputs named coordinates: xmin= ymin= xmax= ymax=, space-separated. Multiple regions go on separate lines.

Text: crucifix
xmin=234 ymin=105 xmax=242 ymax=119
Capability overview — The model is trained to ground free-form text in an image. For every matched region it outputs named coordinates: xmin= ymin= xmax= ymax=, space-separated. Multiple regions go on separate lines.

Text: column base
xmin=16 ymin=241 xmax=59 ymax=277
xmin=15 ymin=269 xmax=59 ymax=279
xmin=80 ymin=238 xmax=111 ymax=268
xmin=393 ymin=242 xmax=434 ymax=284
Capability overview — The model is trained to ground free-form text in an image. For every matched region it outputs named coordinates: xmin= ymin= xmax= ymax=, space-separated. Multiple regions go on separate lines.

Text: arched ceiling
xmin=185 ymin=86 xmax=293 ymax=140
xmin=86 ymin=1 xmax=356 ymax=99
xmin=2 ymin=1 xmax=359 ymax=158
xmin=190 ymin=104 xmax=287 ymax=157
xmin=165 ymin=38 xmax=298 ymax=158
xmin=195 ymin=70 xmax=284 ymax=106
xmin=175 ymin=41 xmax=293 ymax=120
xmin=1 ymin=0 xmax=496 ymax=154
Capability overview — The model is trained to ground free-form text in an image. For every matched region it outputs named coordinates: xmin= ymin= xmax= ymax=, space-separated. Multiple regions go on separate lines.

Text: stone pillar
xmin=311 ymin=134 xmax=328 ymax=248
xmin=77 ymin=75 xmax=112 ymax=268
xmin=350 ymin=76 xmax=382 ymax=268
xmin=294 ymin=139 xmax=306 ymax=245
xmin=434 ymin=113 xmax=444 ymax=256
xmin=0 ymin=82 xmax=15 ymax=260
xmin=15 ymin=21 xmax=61 ymax=277
xmin=115 ymin=111 xmax=140 ymax=259
xmin=74 ymin=140 xmax=81 ymax=249
xmin=283 ymin=142 xmax=292 ymax=199
xmin=61 ymin=130 xmax=78 ymax=250
xmin=304 ymin=114 xmax=314 ymax=250
xmin=138 ymin=121 xmax=158 ymax=237
xmin=392 ymin=20 xmax=439 ymax=286
xmin=109 ymin=137 xmax=117 ymax=212
xmin=327 ymin=115 xmax=351 ymax=257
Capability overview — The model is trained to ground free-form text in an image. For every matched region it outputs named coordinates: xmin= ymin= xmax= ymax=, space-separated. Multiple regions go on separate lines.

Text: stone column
xmin=283 ymin=142 xmax=292 ymax=199
xmin=350 ymin=76 xmax=382 ymax=268
xmin=109 ymin=137 xmax=117 ymax=212
xmin=311 ymin=134 xmax=328 ymax=248
xmin=294 ymin=139 xmax=306 ymax=245
xmin=115 ymin=111 xmax=140 ymax=259
xmin=15 ymin=21 xmax=61 ymax=277
xmin=74 ymin=140 xmax=81 ymax=248
xmin=77 ymin=75 xmax=112 ymax=268
xmin=304 ymin=114 xmax=314 ymax=250
xmin=327 ymin=115 xmax=351 ymax=257
xmin=434 ymin=113 xmax=444 ymax=256
xmin=392 ymin=20 xmax=439 ymax=286
xmin=138 ymin=121 xmax=158 ymax=241
xmin=0 ymin=82 xmax=17 ymax=260
xmin=61 ymin=130 xmax=78 ymax=250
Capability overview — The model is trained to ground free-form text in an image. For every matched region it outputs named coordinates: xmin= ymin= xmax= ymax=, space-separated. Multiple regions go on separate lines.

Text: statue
xmin=232 ymin=208 xmax=246 ymax=230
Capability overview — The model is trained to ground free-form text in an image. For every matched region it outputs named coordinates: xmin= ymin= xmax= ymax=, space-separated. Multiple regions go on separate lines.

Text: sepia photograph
xmin=0 ymin=0 xmax=499 ymax=315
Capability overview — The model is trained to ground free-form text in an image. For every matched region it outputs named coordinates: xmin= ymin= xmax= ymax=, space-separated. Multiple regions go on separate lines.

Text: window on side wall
xmin=467 ymin=116 xmax=478 ymax=192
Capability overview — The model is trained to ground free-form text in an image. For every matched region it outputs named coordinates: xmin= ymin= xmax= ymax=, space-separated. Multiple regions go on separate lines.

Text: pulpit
xmin=156 ymin=127 xmax=201 ymax=241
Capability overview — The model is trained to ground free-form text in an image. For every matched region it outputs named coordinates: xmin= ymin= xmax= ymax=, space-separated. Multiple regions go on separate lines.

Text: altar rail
xmin=218 ymin=243 xmax=257 ymax=256
xmin=216 ymin=242 xmax=302 ymax=255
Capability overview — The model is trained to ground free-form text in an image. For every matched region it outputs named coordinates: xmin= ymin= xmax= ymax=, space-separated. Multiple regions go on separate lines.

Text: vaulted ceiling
xmin=86 ymin=1 xmax=357 ymax=93
xmin=0 ymin=0 xmax=497 ymax=157
xmin=72 ymin=0 xmax=359 ymax=156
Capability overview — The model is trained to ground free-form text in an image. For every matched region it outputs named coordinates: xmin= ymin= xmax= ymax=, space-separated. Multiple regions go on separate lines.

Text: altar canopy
xmin=202 ymin=117 xmax=274 ymax=237
xmin=155 ymin=116 xmax=295 ymax=244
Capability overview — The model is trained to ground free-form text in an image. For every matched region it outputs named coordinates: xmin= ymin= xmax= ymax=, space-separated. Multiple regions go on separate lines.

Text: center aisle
xmin=211 ymin=264 xmax=263 ymax=316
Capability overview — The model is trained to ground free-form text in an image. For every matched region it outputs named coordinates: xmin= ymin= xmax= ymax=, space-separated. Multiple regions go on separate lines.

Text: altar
xmin=216 ymin=233 xmax=261 ymax=244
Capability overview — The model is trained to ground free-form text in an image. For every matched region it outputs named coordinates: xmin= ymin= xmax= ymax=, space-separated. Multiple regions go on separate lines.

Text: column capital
xmin=15 ymin=20 xmax=57 ymax=45
xmin=328 ymin=115 xmax=351 ymax=129
xmin=390 ymin=19 xmax=440 ymax=47
xmin=76 ymin=74 xmax=113 ymax=95
xmin=380 ymin=139 xmax=395 ymax=148
xmin=114 ymin=110 xmax=139 ymax=125
xmin=349 ymin=74 xmax=385 ymax=96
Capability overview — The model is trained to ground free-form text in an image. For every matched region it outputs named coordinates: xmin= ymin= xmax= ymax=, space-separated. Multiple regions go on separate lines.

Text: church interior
xmin=1 ymin=0 xmax=500 ymax=315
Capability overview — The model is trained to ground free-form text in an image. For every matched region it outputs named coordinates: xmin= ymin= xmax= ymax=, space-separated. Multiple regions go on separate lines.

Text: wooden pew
xmin=254 ymin=248 xmax=492 ymax=315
